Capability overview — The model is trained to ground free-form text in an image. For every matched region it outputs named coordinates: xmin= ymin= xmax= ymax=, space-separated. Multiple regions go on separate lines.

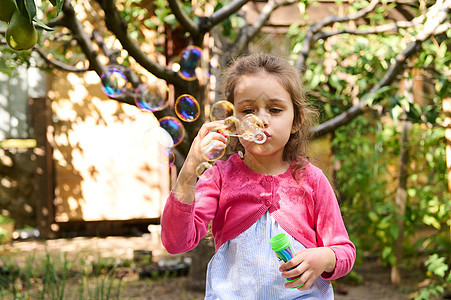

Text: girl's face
xmin=233 ymin=72 xmax=296 ymax=159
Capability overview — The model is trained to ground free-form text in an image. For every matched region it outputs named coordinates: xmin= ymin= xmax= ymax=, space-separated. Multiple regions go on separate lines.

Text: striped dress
xmin=205 ymin=212 xmax=334 ymax=299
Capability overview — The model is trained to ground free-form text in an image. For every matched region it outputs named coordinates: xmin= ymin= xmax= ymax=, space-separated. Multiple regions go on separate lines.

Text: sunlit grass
xmin=0 ymin=251 xmax=124 ymax=299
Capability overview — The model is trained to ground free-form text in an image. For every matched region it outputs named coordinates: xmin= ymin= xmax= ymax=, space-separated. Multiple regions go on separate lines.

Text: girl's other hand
xmin=187 ymin=120 xmax=227 ymax=166
xmin=279 ymin=247 xmax=336 ymax=291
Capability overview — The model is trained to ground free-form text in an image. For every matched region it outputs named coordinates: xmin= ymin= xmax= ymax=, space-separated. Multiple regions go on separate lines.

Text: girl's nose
xmin=259 ymin=113 xmax=269 ymax=128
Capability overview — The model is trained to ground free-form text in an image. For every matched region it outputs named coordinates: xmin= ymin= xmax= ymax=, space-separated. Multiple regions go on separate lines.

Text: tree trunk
xmin=444 ymin=97 xmax=451 ymax=244
xmin=391 ymin=72 xmax=413 ymax=286
xmin=186 ymin=235 xmax=215 ymax=292
xmin=391 ymin=109 xmax=410 ymax=286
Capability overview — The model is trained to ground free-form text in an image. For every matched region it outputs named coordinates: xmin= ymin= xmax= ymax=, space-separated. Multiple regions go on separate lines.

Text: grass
xmin=0 ymin=251 xmax=124 ymax=299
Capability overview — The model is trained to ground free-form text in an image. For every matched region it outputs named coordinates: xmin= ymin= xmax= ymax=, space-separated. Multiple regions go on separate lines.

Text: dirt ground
xmin=0 ymin=235 xmax=423 ymax=299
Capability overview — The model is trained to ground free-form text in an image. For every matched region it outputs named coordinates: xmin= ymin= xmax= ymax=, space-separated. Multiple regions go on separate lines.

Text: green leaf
xmin=56 ymin=0 xmax=64 ymax=16
xmin=33 ymin=17 xmax=55 ymax=31
xmin=16 ymin=0 xmax=37 ymax=21
xmin=390 ymin=105 xmax=403 ymax=125
xmin=163 ymin=14 xmax=177 ymax=26
xmin=422 ymin=215 xmax=441 ymax=230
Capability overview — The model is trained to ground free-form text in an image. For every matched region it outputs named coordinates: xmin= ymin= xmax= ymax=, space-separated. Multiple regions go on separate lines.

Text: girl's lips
xmin=264 ymin=131 xmax=271 ymax=137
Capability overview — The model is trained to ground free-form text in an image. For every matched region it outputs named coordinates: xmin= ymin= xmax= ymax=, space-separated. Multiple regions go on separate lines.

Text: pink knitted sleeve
xmin=314 ymin=172 xmax=356 ymax=280
xmin=160 ymin=168 xmax=220 ymax=254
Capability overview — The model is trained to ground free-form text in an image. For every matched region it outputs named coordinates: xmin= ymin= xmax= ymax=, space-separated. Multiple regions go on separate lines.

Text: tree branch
xmin=233 ymin=0 xmax=298 ymax=57
xmin=61 ymin=0 xmax=107 ymax=75
xmin=167 ymin=0 xmax=199 ymax=36
xmin=310 ymin=0 xmax=451 ymax=138
xmin=45 ymin=15 xmax=68 ymax=28
xmin=91 ymin=29 xmax=120 ymax=64
xmin=314 ymin=19 xmax=421 ymax=40
xmin=296 ymin=0 xmax=380 ymax=72
xmin=209 ymin=0 xmax=249 ymax=28
xmin=33 ymin=45 xmax=89 ymax=72
xmin=96 ymin=0 xmax=187 ymax=90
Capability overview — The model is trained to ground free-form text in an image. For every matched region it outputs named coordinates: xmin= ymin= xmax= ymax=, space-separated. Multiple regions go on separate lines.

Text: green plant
xmin=0 ymin=215 xmax=14 ymax=244
xmin=414 ymin=254 xmax=451 ymax=300
xmin=0 ymin=252 xmax=124 ymax=299
xmin=0 ymin=215 xmax=14 ymax=224
xmin=332 ymin=115 xmax=450 ymax=267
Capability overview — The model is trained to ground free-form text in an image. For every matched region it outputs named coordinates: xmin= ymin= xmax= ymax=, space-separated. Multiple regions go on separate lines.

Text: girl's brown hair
xmin=221 ymin=53 xmax=318 ymax=178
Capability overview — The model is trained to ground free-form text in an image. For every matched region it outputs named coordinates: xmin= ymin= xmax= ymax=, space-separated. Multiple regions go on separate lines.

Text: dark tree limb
xmin=314 ymin=19 xmax=421 ymax=40
xmin=233 ymin=0 xmax=298 ymax=57
xmin=96 ymin=0 xmax=186 ymax=90
xmin=208 ymin=0 xmax=249 ymax=28
xmin=168 ymin=0 xmax=199 ymax=37
xmin=310 ymin=0 xmax=450 ymax=138
xmin=34 ymin=45 xmax=89 ymax=72
xmin=91 ymin=29 xmax=120 ymax=65
xmin=296 ymin=0 xmax=380 ymax=72
xmin=61 ymin=0 xmax=107 ymax=76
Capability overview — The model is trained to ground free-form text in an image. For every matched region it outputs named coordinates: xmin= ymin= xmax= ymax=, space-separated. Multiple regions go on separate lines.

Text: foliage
xmin=0 ymin=252 xmax=124 ymax=299
xmin=286 ymin=1 xmax=450 ymax=274
xmin=0 ymin=0 xmax=449 ymax=293
xmin=0 ymin=215 xmax=14 ymax=224
xmin=0 ymin=215 xmax=14 ymax=244
xmin=333 ymin=115 xmax=450 ymax=266
xmin=414 ymin=254 xmax=451 ymax=300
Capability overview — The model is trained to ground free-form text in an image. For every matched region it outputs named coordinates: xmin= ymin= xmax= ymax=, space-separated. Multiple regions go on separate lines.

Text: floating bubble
xmin=159 ymin=116 xmax=185 ymax=146
xmin=202 ymin=140 xmax=226 ymax=161
xmin=252 ymin=131 xmax=267 ymax=144
xmin=210 ymin=100 xmax=235 ymax=121
xmin=240 ymin=114 xmax=265 ymax=142
xmin=223 ymin=116 xmax=240 ymax=135
xmin=196 ymin=162 xmax=214 ymax=180
xmin=175 ymin=94 xmax=200 ymax=122
xmin=129 ymin=110 xmax=154 ymax=133
xmin=159 ymin=148 xmax=175 ymax=168
xmin=178 ymin=46 xmax=202 ymax=81
xmin=207 ymin=59 xmax=221 ymax=77
xmin=135 ymin=82 xmax=169 ymax=112
xmin=100 ymin=68 xmax=127 ymax=97
xmin=144 ymin=127 xmax=174 ymax=149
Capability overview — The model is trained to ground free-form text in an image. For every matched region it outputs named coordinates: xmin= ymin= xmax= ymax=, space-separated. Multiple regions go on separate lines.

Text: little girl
xmin=161 ymin=54 xmax=356 ymax=299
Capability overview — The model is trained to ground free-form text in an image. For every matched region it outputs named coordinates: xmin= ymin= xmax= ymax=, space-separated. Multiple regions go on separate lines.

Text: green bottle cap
xmin=270 ymin=233 xmax=290 ymax=252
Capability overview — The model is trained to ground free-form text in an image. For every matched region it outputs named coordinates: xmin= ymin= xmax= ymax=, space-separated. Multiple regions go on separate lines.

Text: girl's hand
xmin=279 ymin=247 xmax=336 ymax=291
xmin=172 ymin=120 xmax=227 ymax=204
xmin=186 ymin=120 xmax=228 ymax=168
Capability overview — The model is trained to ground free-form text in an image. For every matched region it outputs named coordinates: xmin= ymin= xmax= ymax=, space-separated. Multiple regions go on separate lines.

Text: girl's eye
xmin=269 ymin=108 xmax=282 ymax=113
xmin=242 ymin=109 xmax=254 ymax=114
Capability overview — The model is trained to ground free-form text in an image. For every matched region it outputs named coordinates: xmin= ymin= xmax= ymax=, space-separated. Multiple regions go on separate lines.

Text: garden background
xmin=0 ymin=0 xmax=450 ymax=299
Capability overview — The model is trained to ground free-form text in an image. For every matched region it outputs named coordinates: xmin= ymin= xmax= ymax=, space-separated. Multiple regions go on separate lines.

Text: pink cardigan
xmin=161 ymin=154 xmax=356 ymax=280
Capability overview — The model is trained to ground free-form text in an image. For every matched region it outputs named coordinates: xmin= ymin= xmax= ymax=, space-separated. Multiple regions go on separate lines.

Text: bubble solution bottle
xmin=270 ymin=233 xmax=304 ymax=289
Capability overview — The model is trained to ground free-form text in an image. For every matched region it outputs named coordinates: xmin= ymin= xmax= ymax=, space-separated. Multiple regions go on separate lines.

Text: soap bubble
xmin=223 ymin=116 xmax=240 ymax=135
xmin=202 ymin=140 xmax=226 ymax=161
xmin=159 ymin=148 xmax=175 ymax=168
xmin=175 ymin=94 xmax=200 ymax=122
xmin=142 ymin=127 xmax=176 ymax=168
xmin=129 ymin=110 xmax=154 ymax=133
xmin=144 ymin=127 xmax=174 ymax=149
xmin=135 ymin=82 xmax=169 ymax=112
xmin=159 ymin=116 xmax=185 ymax=147
xmin=100 ymin=68 xmax=127 ymax=97
xmin=252 ymin=131 xmax=267 ymax=144
xmin=178 ymin=46 xmax=202 ymax=81
xmin=240 ymin=114 xmax=266 ymax=143
xmin=207 ymin=59 xmax=221 ymax=77
xmin=210 ymin=100 xmax=235 ymax=121
xmin=196 ymin=162 xmax=214 ymax=180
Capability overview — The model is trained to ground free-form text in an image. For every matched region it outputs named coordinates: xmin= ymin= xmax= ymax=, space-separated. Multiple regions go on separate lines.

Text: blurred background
xmin=0 ymin=0 xmax=450 ymax=299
